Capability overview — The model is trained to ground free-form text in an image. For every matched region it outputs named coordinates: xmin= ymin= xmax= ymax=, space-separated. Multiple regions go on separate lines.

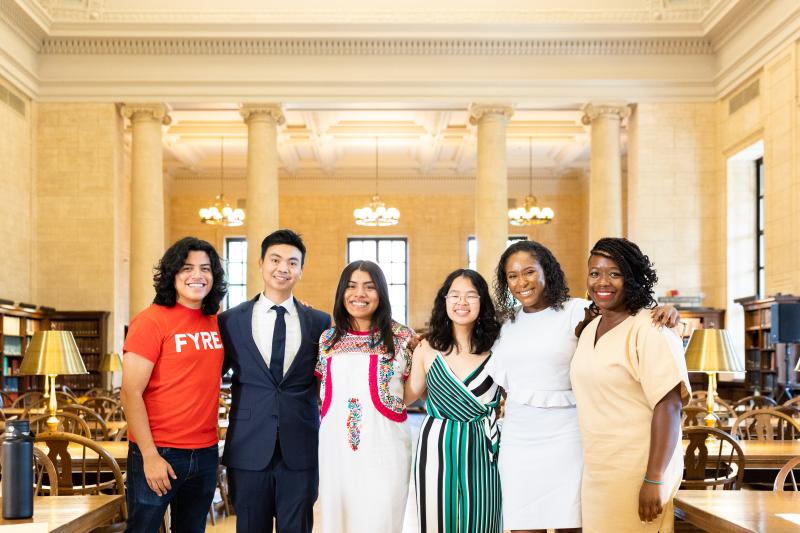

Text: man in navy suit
xmin=219 ymin=229 xmax=331 ymax=533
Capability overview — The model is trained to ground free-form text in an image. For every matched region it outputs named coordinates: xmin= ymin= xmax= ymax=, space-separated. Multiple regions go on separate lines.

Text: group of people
xmin=120 ymin=228 xmax=690 ymax=533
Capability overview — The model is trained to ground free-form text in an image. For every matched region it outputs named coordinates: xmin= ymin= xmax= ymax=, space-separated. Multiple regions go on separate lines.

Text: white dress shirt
xmin=252 ymin=293 xmax=302 ymax=375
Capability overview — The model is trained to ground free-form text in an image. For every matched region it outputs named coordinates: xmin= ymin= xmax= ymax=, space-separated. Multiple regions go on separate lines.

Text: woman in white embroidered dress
xmin=315 ymin=260 xmax=414 ymax=533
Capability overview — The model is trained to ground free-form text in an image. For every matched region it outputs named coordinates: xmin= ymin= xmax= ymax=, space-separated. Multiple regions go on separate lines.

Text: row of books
xmin=2 ymin=356 xmax=21 ymax=376
xmin=51 ymin=321 xmax=99 ymax=336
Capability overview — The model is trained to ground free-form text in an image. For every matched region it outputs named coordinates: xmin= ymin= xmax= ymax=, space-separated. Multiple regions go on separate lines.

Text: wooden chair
xmin=11 ymin=391 xmax=44 ymax=408
xmin=783 ymin=396 xmax=800 ymax=408
xmin=682 ymin=426 xmax=745 ymax=490
xmin=682 ymin=405 xmax=708 ymax=427
xmin=0 ymin=390 xmax=15 ymax=407
xmin=61 ymin=404 xmax=110 ymax=440
xmin=33 ymin=447 xmax=59 ymax=496
xmin=22 ymin=392 xmax=76 ymax=417
xmin=112 ymin=423 xmax=128 ymax=442
xmin=29 ymin=412 xmax=93 ymax=439
xmin=82 ymin=396 xmax=121 ymax=420
xmin=730 ymin=408 xmax=800 ymax=440
xmin=34 ymin=431 xmax=127 ymax=522
xmin=106 ymin=403 xmax=126 ymax=422
xmin=208 ymin=464 xmax=233 ymax=525
xmin=773 ymin=456 xmax=800 ymax=492
xmin=733 ymin=394 xmax=778 ymax=414
xmin=84 ymin=387 xmax=107 ymax=398
xmin=688 ymin=392 xmax=736 ymax=420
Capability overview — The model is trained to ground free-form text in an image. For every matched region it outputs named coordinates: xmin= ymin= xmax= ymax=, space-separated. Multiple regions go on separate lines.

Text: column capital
xmin=581 ymin=103 xmax=630 ymax=125
xmin=240 ymin=103 xmax=286 ymax=125
xmin=468 ymin=103 xmax=515 ymax=125
xmin=121 ymin=103 xmax=172 ymax=125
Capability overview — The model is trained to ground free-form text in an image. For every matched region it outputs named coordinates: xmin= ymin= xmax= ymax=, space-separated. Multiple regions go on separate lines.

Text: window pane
xmin=389 ymin=284 xmax=405 ymax=306
xmin=362 ymin=240 xmax=377 ymax=261
xmin=468 ymin=238 xmax=477 ymax=270
xmin=392 ymin=307 xmax=406 ymax=325
xmin=759 ymin=236 xmax=765 ymax=268
xmin=392 ymin=240 xmax=406 ymax=263
xmin=230 ymin=286 xmax=247 ymax=308
xmin=349 ymin=240 xmax=362 ymax=261
xmin=229 ymin=241 xmax=245 ymax=263
xmin=392 ymin=263 xmax=406 ymax=284
xmin=378 ymin=240 xmax=392 ymax=261
xmin=378 ymin=262 xmax=392 ymax=283
xmin=758 ymin=268 xmax=765 ymax=298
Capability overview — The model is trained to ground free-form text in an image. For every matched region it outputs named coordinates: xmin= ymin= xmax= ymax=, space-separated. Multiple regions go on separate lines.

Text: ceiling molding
xmin=40 ymin=37 xmax=714 ymax=56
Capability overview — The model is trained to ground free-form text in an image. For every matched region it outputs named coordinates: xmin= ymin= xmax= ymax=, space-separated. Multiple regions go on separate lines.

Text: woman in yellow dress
xmin=570 ymin=238 xmax=690 ymax=532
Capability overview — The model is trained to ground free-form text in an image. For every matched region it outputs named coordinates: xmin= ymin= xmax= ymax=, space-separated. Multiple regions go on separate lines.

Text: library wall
xmin=34 ymin=103 xmax=129 ymax=351
xmin=627 ymin=101 xmax=724 ymax=308
xmin=0 ymin=77 xmax=33 ymax=304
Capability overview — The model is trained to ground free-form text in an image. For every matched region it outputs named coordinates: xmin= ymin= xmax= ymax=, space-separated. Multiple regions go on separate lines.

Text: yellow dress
xmin=570 ymin=310 xmax=690 ymax=533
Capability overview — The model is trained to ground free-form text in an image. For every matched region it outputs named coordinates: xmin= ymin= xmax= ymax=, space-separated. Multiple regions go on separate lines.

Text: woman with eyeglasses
xmin=488 ymin=240 xmax=678 ymax=533
xmin=405 ymin=269 xmax=503 ymax=533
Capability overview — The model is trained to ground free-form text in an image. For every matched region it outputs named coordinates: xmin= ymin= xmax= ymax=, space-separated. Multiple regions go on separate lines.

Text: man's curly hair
xmin=493 ymin=240 xmax=570 ymax=322
xmin=588 ymin=237 xmax=657 ymax=315
xmin=153 ymin=237 xmax=227 ymax=315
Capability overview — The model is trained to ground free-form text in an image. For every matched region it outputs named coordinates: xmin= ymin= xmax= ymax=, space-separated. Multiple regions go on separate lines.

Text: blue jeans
xmin=126 ymin=442 xmax=218 ymax=533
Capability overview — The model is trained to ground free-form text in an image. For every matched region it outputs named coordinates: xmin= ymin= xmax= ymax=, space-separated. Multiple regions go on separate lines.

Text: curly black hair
xmin=329 ymin=260 xmax=396 ymax=358
xmin=588 ymin=237 xmax=658 ymax=314
xmin=493 ymin=240 xmax=570 ymax=322
xmin=427 ymin=269 xmax=500 ymax=355
xmin=153 ymin=237 xmax=227 ymax=315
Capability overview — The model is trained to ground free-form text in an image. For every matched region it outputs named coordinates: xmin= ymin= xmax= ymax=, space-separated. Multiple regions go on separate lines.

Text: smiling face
xmin=587 ymin=254 xmax=626 ymax=313
xmin=260 ymin=244 xmax=303 ymax=301
xmin=343 ymin=269 xmax=380 ymax=330
xmin=444 ymin=275 xmax=481 ymax=327
xmin=174 ymin=250 xmax=213 ymax=309
xmin=504 ymin=251 xmax=548 ymax=312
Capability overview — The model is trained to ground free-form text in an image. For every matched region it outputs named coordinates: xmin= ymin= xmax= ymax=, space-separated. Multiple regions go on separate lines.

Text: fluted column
xmin=582 ymin=103 xmax=630 ymax=249
xmin=240 ymin=104 xmax=285 ymax=296
xmin=469 ymin=103 xmax=514 ymax=284
xmin=121 ymin=103 xmax=171 ymax=317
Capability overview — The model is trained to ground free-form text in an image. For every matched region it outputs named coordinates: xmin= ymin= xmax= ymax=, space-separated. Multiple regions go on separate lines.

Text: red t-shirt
xmin=123 ymin=303 xmax=223 ymax=448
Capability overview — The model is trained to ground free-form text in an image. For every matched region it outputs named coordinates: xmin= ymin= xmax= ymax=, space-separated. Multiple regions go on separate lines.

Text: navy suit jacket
xmin=219 ymin=295 xmax=331 ymax=471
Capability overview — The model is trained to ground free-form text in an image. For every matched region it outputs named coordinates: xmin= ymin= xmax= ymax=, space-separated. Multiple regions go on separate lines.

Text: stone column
xmin=581 ymin=103 xmax=630 ymax=249
xmin=240 ymin=104 xmax=285 ymax=297
xmin=469 ymin=103 xmax=514 ymax=284
xmin=121 ymin=103 xmax=171 ymax=317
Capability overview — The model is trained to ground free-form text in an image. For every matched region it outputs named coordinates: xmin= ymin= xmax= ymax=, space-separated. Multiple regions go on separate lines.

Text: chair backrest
xmin=23 ymin=392 xmax=75 ymax=415
xmin=682 ymin=405 xmax=708 ymax=427
xmin=32 ymin=446 xmax=59 ymax=496
xmin=83 ymin=387 xmax=107 ymax=398
xmin=784 ymin=396 xmax=800 ymax=408
xmin=82 ymin=396 xmax=120 ymax=420
xmin=11 ymin=391 xmax=44 ymax=408
xmin=733 ymin=394 xmax=778 ymax=414
xmin=61 ymin=404 xmax=110 ymax=440
xmin=774 ymin=456 xmax=800 ymax=492
xmin=34 ymin=431 xmax=126 ymax=519
xmin=730 ymin=408 xmax=800 ymax=440
xmin=106 ymin=403 xmax=126 ymax=422
xmin=0 ymin=390 xmax=15 ymax=407
xmin=29 ymin=412 xmax=92 ymax=439
xmin=682 ymin=426 xmax=746 ymax=490
xmin=112 ymin=422 xmax=128 ymax=442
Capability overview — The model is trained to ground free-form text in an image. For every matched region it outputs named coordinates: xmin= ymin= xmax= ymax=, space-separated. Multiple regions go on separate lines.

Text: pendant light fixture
xmin=508 ymin=137 xmax=554 ymax=226
xmin=199 ymin=137 xmax=245 ymax=227
xmin=353 ymin=137 xmax=400 ymax=226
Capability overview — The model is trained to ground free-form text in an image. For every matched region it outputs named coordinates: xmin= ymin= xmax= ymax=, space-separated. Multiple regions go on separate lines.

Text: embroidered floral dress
xmin=316 ymin=322 xmax=415 ymax=533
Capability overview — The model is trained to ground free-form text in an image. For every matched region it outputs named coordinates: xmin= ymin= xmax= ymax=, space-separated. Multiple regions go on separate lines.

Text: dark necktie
xmin=270 ymin=305 xmax=287 ymax=382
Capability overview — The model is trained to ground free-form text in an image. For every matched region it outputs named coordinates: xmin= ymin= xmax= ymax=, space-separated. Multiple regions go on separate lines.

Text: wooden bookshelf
xmin=735 ymin=295 xmax=800 ymax=397
xmin=677 ymin=307 xmax=726 ymax=396
xmin=0 ymin=304 xmax=109 ymax=398
xmin=0 ymin=305 xmax=48 ymax=399
xmin=49 ymin=311 xmax=109 ymax=393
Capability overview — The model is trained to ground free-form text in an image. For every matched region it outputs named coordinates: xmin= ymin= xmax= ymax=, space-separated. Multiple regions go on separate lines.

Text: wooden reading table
xmin=0 ymin=494 xmax=124 ymax=532
xmin=674 ymin=489 xmax=800 ymax=532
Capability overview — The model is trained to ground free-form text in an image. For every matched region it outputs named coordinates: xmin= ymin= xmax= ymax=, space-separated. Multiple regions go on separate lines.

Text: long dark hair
xmin=329 ymin=260 xmax=395 ymax=356
xmin=589 ymin=237 xmax=658 ymax=314
xmin=427 ymin=269 xmax=500 ymax=355
xmin=493 ymin=240 xmax=570 ymax=322
xmin=153 ymin=237 xmax=227 ymax=315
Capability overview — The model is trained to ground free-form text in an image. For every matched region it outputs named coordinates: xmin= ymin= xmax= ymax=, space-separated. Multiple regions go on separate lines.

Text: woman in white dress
xmin=315 ymin=260 xmax=414 ymax=533
xmin=488 ymin=240 xmax=677 ymax=533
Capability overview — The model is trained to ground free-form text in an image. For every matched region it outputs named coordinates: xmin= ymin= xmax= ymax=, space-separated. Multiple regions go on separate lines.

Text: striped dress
xmin=414 ymin=352 xmax=502 ymax=533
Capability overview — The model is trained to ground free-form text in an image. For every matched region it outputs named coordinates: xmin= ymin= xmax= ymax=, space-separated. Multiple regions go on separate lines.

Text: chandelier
xmin=199 ymin=137 xmax=245 ymax=227
xmin=353 ymin=137 xmax=400 ymax=226
xmin=508 ymin=137 xmax=554 ymax=226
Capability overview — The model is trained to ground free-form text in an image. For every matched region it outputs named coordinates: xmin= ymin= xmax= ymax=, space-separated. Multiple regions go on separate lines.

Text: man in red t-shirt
xmin=121 ymin=237 xmax=227 ymax=533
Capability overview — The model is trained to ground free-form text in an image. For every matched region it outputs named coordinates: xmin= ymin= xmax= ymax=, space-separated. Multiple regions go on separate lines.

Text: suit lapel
xmin=282 ymin=297 xmax=312 ymax=382
xmin=236 ymin=296 xmax=277 ymax=385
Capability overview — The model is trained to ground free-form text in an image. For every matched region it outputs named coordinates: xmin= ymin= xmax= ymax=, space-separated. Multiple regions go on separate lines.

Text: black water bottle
xmin=2 ymin=419 xmax=34 ymax=519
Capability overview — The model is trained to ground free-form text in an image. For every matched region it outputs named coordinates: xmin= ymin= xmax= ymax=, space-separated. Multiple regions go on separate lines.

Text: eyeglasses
xmin=444 ymin=293 xmax=480 ymax=303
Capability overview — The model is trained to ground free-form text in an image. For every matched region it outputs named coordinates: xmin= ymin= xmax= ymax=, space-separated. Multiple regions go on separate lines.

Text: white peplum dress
xmin=487 ymin=298 xmax=589 ymax=530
